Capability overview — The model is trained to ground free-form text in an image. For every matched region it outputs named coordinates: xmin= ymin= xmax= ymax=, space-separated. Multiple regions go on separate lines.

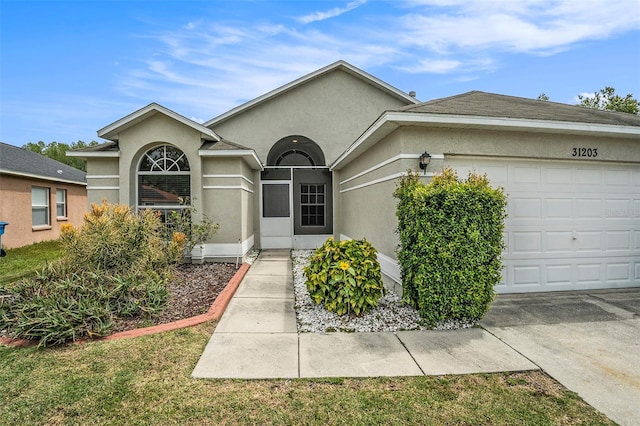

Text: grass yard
xmin=0 ymin=321 xmax=614 ymax=426
xmin=0 ymin=240 xmax=65 ymax=285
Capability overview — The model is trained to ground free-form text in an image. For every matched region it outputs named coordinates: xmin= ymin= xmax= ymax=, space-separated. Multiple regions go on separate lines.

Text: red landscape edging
xmin=0 ymin=262 xmax=251 ymax=347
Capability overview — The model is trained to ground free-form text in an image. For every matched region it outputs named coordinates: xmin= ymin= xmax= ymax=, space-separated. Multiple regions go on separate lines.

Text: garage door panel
xmin=511 ymin=232 xmax=541 ymax=253
xmin=576 ymin=168 xmax=603 ymax=186
xmin=544 ymin=167 xmax=573 ymax=185
xmin=547 ymin=265 xmax=572 ymax=285
xmin=577 ymin=263 xmax=602 ymax=283
xmin=546 ymin=198 xmax=573 ymax=219
xmin=546 ymin=231 xmax=573 ymax=252
xmin=575 ymin=231 xmax=603 ymax=252
xmin=607 ymin=263 xmax=630 ymax=282
xmin=575 ymin=199 xmax=602 ymax=218
xmin=512 ymin=165 xmax=541 ymax=184
xmin=512 ymin=198 xmax=541 ymax=219
xmin=448 ymin=157 xmax=639 ymax=293
xmin=606 ymin=169 xmax=631 ymax=186
xmin=605 ymin=231 xmax=631 ymax=250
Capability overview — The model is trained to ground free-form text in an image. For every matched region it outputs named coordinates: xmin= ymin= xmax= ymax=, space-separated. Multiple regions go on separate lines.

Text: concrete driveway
xmin=480 ymin=288 xmax=640 ymax=426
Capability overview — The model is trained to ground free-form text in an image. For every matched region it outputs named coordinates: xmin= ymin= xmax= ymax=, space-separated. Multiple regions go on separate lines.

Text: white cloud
xmin=114 ymin=0 xmax=640 ymax=118
xmin=297 ymin=0 xmax=367 ymax=24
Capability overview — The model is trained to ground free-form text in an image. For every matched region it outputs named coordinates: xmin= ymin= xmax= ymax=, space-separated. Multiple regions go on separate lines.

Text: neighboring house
xmin=69 ymin=60 xmax=640 ymax=294
xmin=0 ymin=142 xmax=87 ymax=249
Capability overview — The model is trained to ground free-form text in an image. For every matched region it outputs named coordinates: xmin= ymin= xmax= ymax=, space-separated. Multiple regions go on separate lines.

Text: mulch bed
xmin=110 ymin=262 xmax=239 ymax=333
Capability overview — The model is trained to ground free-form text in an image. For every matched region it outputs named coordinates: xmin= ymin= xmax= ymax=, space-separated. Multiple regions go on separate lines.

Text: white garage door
xmin=449 ymin=157 xmax=640 ymax=293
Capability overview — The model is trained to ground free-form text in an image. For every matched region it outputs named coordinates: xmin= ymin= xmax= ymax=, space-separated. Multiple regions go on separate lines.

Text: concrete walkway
xmin=192 ymin=250 xmax=537 ymax=379
xmin=192 ymin=250 xmax=640 ymax=425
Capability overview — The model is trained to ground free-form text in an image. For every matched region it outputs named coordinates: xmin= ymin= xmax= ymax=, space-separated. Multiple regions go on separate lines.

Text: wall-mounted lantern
xmin=419 ymin=151 xmax=431 ymax=175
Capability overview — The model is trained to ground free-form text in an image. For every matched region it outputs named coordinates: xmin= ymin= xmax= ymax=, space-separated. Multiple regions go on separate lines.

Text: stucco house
xmin=69 ymin=60 xmax=640 ymax=294
xmin=0 ymin=142 xmax=87 ymax=249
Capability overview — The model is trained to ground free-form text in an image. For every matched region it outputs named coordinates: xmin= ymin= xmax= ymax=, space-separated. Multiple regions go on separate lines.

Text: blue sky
xmin=1 ymin=0 xmax=639 ymax=147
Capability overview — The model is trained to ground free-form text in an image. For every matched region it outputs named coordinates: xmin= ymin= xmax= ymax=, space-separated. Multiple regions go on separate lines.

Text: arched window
xmin=137 ymin=145 xmax=190 ymax=220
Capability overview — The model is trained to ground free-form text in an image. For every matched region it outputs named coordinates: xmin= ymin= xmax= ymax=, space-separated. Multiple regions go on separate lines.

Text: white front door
xmin=260 ymin=181 xmax=293 ymax=249
xmin=450 ymin=157 xmax=640 ymax=293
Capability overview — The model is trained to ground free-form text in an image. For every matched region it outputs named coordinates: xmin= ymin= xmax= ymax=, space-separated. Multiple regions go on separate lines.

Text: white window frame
xmin=32 ymin=186 xmax=50 ymax=227
xmin=136 ymin=145 xmax=191 ymax=219
xmin=56 ymin=188 xmax=67 ymax=218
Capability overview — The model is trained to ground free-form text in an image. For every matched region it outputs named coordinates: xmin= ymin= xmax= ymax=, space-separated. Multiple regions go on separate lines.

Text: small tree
xmin=577 ymin=87 xmax=639 ymax=115
xmin=394 ymin=169 xmax=507 ymax=327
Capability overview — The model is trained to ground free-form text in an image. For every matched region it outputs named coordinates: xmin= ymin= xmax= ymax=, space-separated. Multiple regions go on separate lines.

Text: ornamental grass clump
xmin=304 ymin=237 xmax=384 ymax=316
xmin=394 ymin=169 xmax=507 ymax=327
xmin=0 ymin=201 xmax=184 ymax=346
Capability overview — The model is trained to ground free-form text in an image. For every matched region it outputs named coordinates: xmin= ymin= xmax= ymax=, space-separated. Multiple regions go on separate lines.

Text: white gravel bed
xmin=292 ymin=250 xmax=476 ymax=332
xmin=292 ymin=250 xmax=428 ymax=332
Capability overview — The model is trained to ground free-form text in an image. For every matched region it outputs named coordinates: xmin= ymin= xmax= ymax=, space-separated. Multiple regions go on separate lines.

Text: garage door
xmin=449 ymin=157 xmax=640 ymax=293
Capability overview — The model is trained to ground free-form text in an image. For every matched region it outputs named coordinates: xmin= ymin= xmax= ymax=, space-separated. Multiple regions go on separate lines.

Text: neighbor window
xmin=32 ymin=186 xmax=50 ymax=227
xmin=56 ymin=189 xmax=67 ymax=218
xmin=300 ymin=184 xmax=325 ymax=226
xmin=137 ymin=144 xmax=191 ymax=221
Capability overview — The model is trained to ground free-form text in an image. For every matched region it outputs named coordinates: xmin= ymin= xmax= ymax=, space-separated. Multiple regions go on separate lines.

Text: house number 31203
xmin=572 ymin=147 xmax=598 ymax=158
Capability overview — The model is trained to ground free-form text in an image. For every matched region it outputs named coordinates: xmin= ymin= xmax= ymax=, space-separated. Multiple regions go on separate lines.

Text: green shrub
xmin=0 ymin=201 xmax=183 ymax=346
xmin=304 ymin=237 xmax=384 ymax=316
xmin=165 ymin=197 xmax=220 ymax=253
xmin=394 ymin=169 xmax=507 ymax=327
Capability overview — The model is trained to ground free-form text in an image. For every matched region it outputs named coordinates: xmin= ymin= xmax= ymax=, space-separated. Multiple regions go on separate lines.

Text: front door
xmin=260 ymin=168 xmax=333 ymax=249
xmin=260 ymin=181 xmax=293 ymax=249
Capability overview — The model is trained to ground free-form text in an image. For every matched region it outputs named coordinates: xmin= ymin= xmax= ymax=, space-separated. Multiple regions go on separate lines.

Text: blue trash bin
xmin=0 ymin=222 xmax=8 ymax=257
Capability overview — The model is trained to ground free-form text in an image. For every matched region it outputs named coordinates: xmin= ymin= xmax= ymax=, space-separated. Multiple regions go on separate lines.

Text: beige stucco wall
xmin=117 ymin=113 xmax=204 ymax=220
xmin=211 ymin=70 xmax=411 ymax=165
xmin=201 ymin=156 xmax=254 ymax=245
xmin=338 ymin=125 xmax=640 ymax=265
xmin=0 ymin=174 xmax=86 ymax=248
xmin=86 ymin=158 xmax=119 ymax=206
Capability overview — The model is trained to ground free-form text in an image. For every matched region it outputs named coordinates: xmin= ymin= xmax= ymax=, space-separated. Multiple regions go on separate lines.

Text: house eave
xmin=98 ymin=103 xmax=221 ymax=142
xmin=66 ymin=151 xmax=120 ymax=158
xmin=0 ymin=169 xmax=87 ymax=186
xmin=198 ymin=149 xmax=263 ymax=170
xmin=331 ymin=112 xmax=640 ymax=170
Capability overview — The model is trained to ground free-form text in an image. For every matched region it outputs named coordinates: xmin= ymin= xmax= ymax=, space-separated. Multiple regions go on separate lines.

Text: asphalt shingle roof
xmin=0 ymin=142 xmax=86 ymax=184
xmin=398 ymin=91 xmax=640 ymax=127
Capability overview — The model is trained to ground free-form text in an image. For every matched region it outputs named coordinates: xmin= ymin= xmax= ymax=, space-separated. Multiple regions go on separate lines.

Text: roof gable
xmin=204 ymin=60 xmax=419 ymax=127
xmin=98 ymin=103 xmax=221 ymax=141
xmin=0 ymin=142 xmax=86 ymax=184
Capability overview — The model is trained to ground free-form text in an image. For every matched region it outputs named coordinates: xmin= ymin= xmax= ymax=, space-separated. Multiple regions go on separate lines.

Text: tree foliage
xmin=22 ymin=140 xmax=99 ymax=171
xmin=577 ymin=86 xmax=639 ymax=115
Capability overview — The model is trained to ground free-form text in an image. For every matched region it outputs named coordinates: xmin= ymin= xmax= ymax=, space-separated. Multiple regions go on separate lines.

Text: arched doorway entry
xmin=260 ymin=135 xmax=333 ymax=249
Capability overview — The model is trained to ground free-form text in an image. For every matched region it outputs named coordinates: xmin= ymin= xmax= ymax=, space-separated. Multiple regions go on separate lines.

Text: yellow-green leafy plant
xmin=304 ymin=237 xmax=384 ymax=316
xmin=0 ymin=201 xmax=185 ymax=346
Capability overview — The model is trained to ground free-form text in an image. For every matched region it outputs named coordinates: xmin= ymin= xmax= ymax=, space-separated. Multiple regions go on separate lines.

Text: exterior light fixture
xmin=419 ymin=151 xmax=431 ymax=174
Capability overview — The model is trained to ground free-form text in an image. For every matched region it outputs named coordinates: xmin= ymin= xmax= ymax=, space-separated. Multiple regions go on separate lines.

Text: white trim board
xmin=199 ymin=235 xmax=255 ymax=259
xmin=87 ymin=186 xmax=119 ymax=190
xmin=85 ymin=175 xmax=119 ymax=179
xmin=203 ymin=174 xmax=254 ymax=185
xmin=203 ymin=185 xmax=254 ymax=193
xmin=340 ymin=153 xmax=444 ymax=185
xmin=340 ymin=171 xmax=434 ymax=193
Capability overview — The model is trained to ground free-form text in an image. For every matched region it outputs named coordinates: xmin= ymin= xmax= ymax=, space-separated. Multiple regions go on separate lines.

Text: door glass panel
xmin=263 ymin=184 xmax=290 ymax=217
xmin=300 ymin=183 xmax=325 ymax=226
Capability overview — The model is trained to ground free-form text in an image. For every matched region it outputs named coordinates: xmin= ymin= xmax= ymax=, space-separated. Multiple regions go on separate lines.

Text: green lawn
xmin=0 ymin=240 xmax=65 ymax=285
xmin=0 ymin=322 xmax=613 ymax=425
